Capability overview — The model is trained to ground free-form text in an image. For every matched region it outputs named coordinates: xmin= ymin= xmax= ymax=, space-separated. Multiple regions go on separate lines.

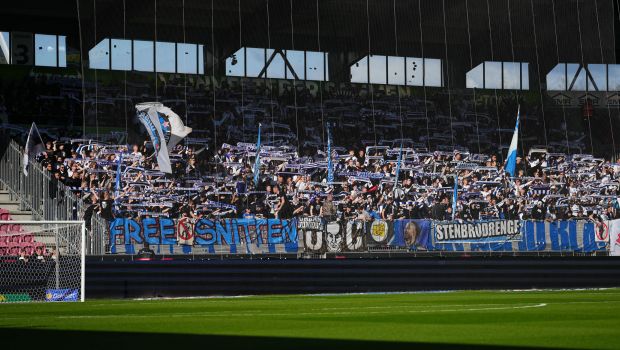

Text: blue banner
xmin=45 ymin=289 xmax=79 ymax=302
xmin=391 ymin=220 xmax=432 ymax=250
xmin=109 ymin=217 xmax=298 ymax=254
xmin=429 ymin=220 xmax=607 ymax=253
xmin=108 ymin=218 xmax=606 ymax=255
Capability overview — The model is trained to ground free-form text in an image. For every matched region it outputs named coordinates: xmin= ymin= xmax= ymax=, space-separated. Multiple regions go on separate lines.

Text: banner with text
xmin=433 ymin=220 xmax=522 ymax=244
xmin=109 ymin=217 xmax=298 ymax=254
xmin=429 ymin=220 xmax=607 ymax=253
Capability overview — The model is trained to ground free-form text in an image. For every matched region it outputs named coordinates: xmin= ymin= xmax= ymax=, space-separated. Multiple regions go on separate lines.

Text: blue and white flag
xmin=136 ymin=103 xmax=172 ymax=174
xmin=156 ymin=105 xmax=192 ymax=151
xmin=452 ymin=173 xmax=458 ymax=220
xmin=253 ymin=123 xmax=262 ymax=186
xmin=327 ymin=124 xmax=334 ymax=183
xmin=505 ymin=105 xmax=520 ymax=177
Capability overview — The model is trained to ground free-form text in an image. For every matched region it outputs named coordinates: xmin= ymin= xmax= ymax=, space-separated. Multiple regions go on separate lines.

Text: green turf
xmin=1 ymin=289 xmax=619 ymax=349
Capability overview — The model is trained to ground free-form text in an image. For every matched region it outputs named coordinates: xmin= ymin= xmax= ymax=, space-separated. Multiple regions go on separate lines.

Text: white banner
xmin=609 ymin=219 xmax=620 ymax=256
xmin=595 ymin=221 xmax=610 ymax=243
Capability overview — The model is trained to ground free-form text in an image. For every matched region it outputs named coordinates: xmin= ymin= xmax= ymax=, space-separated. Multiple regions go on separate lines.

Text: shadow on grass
xmin=0 ymin=328 xmax=568 ymax=350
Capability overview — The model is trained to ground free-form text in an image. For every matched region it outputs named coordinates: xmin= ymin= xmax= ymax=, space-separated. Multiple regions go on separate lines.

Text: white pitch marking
xmin=39 ymin=302 xmax=547 ymax=320
xmin=79 ymin=288 xmax=619 ymax=307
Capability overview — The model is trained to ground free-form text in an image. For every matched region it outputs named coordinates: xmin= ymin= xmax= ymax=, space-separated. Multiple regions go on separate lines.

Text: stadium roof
xmin=1 ymin=0 xmax=618 ymax=84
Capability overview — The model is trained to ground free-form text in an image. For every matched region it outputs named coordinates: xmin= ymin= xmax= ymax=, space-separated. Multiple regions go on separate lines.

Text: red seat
xmin=0 ymin=210 xmax=10 ymax=233
xmin=6 ymin=235 xmax=21 ymax=247
xmin=2 ymin=224 xmax=23 ymax=235
xmin=0 ymin=211 xmax=10 ymax=221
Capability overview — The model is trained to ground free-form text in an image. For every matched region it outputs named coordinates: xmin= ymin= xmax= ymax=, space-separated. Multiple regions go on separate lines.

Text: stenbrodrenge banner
xmin=434 ymin=220 xmax=522 ymax=244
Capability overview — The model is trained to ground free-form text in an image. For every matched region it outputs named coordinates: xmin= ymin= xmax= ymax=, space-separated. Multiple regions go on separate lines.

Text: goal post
xmin=0 ymin=220 xmax=85 ymax=303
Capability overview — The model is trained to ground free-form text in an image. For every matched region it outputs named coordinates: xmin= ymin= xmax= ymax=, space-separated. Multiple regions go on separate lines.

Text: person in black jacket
xmin=275 ymin=195 xmax=294 ymax=219
xmin=431 ymin=195 xmax=449 ymax=220
xmin=98 ymin=191 xmax=114 ymax=221
xmin=531 ymin=201 xmax=547 ymax=220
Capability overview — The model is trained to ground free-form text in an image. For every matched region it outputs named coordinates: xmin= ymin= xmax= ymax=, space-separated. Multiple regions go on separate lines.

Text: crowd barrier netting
xmin=103 ymin=217 xmax=612 ymax=255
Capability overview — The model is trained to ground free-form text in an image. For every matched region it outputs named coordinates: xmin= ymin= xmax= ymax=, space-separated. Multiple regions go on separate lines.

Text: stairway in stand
xmin=0 ymin=185 xmax=34 ymax=221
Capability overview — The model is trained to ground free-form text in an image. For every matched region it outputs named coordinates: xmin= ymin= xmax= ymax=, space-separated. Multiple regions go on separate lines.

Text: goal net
xmin=0 ymin=221 xmax=85 ymax=303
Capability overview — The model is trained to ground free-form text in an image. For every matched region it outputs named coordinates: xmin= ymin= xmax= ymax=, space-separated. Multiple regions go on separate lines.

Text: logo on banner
xmin=595 ymin=221 xmax=609 ymax=242
xmin=45 ymin=289 xmax=79 ymax=302
xmin=326 ymin=222 xmax=343 ymax=252
xmin=177 ymin=217 xmax=195 ymax=246
xmin=370 ymin=220 xmax=389 ymax=243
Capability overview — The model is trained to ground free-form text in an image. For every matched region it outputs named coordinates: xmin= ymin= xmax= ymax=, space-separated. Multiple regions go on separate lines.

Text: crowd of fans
xmin=34 ymin=135 xmax=620 ymax=226
xmin=4 ymin=73 xmax=619 ymax=225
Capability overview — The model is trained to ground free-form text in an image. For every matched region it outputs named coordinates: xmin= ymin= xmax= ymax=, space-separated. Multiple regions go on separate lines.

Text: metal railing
xmin=1 ymin=140 xmax=89 ymax=244
xmin=1 ymin=141 xmax=82 ymax=221
xmin=89 ymin=214 xmax=108 ymax=255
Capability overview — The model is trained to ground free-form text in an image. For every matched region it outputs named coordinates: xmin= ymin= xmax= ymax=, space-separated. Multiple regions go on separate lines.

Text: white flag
xmin=156 ymin=106 xmax=192 ymax=151
xmin=23 ymin=122 xmax=45 ymax=176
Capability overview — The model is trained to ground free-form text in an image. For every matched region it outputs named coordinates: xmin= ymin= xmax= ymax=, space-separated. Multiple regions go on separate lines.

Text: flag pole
xmin=253 ymin=123 xmax=262 ymax=186
xmin=452 ymin=172 xmax=458 ymax=221
xmin=394 ymin=141 xmax=403 ymax=193
xmin=326 ymin=122 xmax=334 ymax=183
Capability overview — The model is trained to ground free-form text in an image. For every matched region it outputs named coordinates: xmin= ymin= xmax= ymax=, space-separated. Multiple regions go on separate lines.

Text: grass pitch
xmin=1 ymin=289 xmax=619 ymax=349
